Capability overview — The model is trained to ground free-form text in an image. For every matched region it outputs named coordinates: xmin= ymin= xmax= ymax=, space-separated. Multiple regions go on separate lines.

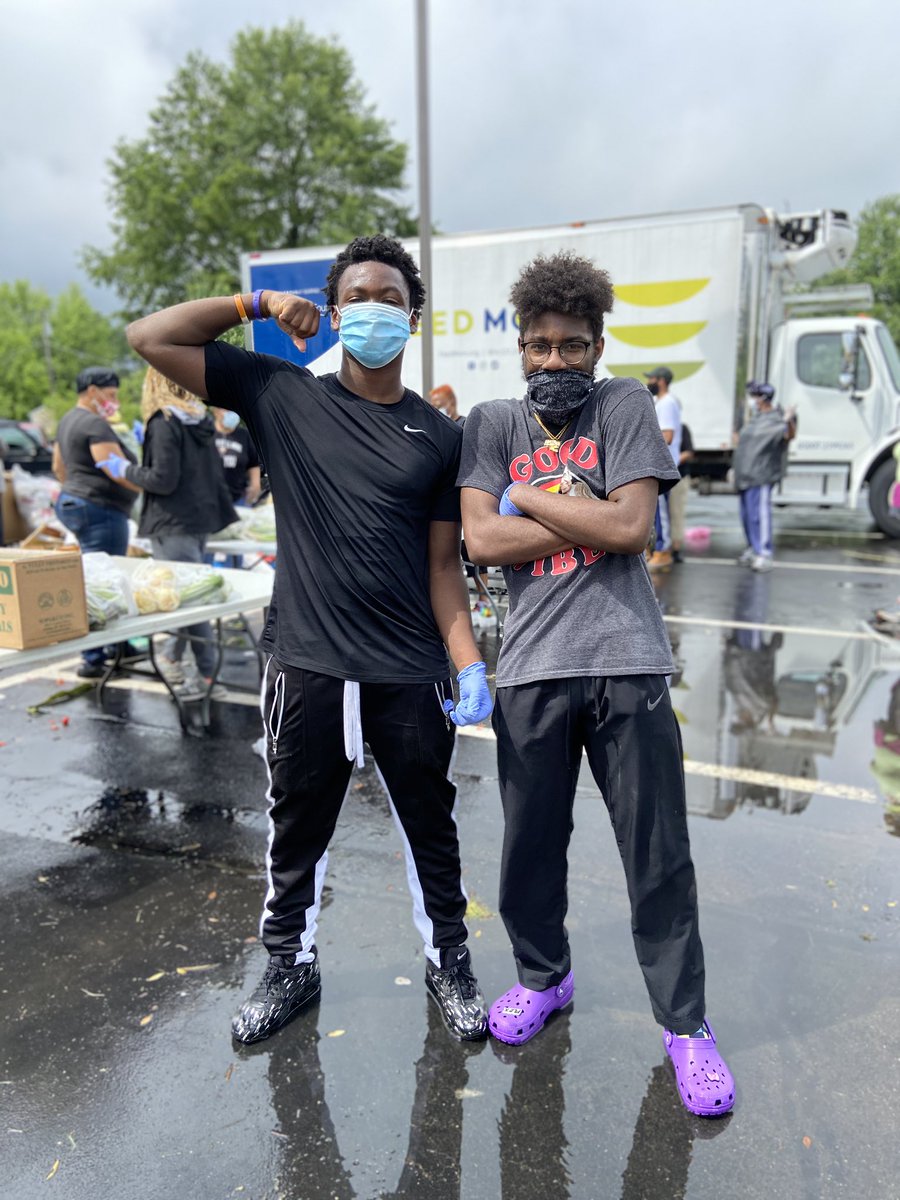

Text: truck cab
xmin=768 ymin=314 xmax=900 ymax=534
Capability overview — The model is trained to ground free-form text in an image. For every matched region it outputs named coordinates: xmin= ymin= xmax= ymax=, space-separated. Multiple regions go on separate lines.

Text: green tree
xmin=49 ymin=285 xmax=129 ymax=396
xmin=83 ymin=22 xmax=417 ymax=317
xmin=815 ymin=196 xmax=900 ymax=343
xmin=0 ymin=282 xmax=54 ymax=421
xmin=0 ymin=281 xmax=135 ymax=424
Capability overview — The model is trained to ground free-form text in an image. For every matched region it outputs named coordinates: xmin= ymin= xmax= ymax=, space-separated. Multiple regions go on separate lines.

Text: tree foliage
xmin=83 ymin=22 xmax=418 ymax=317
xmin=815 ymin=195 xmax=900 ymax=344
xmin=0 ymin=282 xmax=135 ymax=425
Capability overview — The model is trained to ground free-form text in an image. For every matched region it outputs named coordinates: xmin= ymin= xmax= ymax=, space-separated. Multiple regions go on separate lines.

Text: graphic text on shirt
xmin=508 ymin=436 xmax=606 ymax=578
xmin=509 ymin=435 xmax=599 ymax=483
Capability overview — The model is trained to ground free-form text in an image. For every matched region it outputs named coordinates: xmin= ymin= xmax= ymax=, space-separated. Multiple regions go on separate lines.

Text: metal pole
xmin=415 ymin=0 xmax=434 ymax=399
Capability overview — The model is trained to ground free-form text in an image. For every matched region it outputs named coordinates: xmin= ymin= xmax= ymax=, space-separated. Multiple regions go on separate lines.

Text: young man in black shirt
xmin=126 ymin=235 xmax=493 ymax=1045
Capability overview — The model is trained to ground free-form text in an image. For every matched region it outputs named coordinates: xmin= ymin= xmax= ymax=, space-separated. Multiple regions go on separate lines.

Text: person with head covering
xmin=733 ymin=382 xmax=797 ymax=572
xmin=96 ymin=369 xmax=237 ymax=695
xmin=52 ymin=367 xmax=140 ymax=677
xmin=429 ymin=384 xmax=464 ymax=425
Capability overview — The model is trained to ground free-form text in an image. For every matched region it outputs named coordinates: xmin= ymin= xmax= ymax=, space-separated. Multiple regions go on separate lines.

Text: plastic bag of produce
xmin=82 ymin=552 xmax=135 ymax=630
xmin=130 ymin=560 xmax=228 ymax=615
xmin=10 ymin=464 xmax=62 ymax=534
xmin=210 ymin=504 xmax=276 ymax=544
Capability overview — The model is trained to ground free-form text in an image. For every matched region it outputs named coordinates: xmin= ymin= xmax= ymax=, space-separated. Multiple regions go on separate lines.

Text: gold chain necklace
xmin=531 ymin=411 xmax=572 ymax=452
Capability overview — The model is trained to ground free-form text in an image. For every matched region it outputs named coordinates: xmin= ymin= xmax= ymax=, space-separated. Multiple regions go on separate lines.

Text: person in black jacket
xmin=98 ymin=368 xmax=236 ymax=696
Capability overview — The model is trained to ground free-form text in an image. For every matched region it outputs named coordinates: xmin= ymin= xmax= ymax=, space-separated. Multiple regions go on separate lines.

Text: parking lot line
xmin=695 ymin=556 xmax=900 ymax=576
xmin=662 ymin=614 xmax=878 ymax=640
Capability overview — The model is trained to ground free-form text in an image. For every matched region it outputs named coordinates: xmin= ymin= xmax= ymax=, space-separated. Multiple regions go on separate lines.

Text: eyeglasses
xmin=520 ymin=340 xmax=592 ymax=367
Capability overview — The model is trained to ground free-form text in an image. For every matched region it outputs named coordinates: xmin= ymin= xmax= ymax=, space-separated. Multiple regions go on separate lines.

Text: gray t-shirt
xmin=457 ymin=378 xmax=679 ymax=687
xmin=56 ymin=407 xmax=137 ymax=515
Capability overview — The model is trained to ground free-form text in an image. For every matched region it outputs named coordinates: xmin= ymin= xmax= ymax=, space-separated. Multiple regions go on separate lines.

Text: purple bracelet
xmin=251 ymin=288 xmax=264 ymax=320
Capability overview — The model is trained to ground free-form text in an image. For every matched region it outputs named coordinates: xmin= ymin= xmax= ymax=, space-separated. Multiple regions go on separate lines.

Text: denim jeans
xmin=55 ymin=493 xmax=130 ymax=666
xmin=150 ymin=532 xmax=216 ymax=677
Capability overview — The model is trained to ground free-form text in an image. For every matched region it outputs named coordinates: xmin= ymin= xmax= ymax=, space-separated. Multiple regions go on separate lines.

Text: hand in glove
xmin=499 ymin=484 xmax=524 ymax=517
xmin=442 ymin=661 xmax=493 ymax=727
xmin=96 ymin=452 xmax=129 ymax=480
xmin=132 ymin=418 xmax=145 ymax=445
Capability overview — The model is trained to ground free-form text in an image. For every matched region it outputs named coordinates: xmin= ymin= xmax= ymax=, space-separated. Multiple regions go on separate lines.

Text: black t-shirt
xmin=205 ymin=341 xmax=463 ymax=682
xmin=56 ymin=406 xmax=137 ymax=515
xmin=679 ymin=422 xmax=694 ymax=478
xmin=214 ymin=426 xmax=260 ymax=501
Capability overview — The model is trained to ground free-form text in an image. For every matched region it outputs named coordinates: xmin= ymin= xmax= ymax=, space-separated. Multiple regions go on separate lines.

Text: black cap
xmin=747 ymin=380 xmax=776 ymax=401
xmin=644 ymin=366 xmax=673 ymax=385
xmin=76 ymin=366 xmax=120 ymax=393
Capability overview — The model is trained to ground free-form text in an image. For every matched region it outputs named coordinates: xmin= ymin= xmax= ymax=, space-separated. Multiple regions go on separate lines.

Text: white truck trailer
xmin=241 ymin=204 xmax=900 ymax=535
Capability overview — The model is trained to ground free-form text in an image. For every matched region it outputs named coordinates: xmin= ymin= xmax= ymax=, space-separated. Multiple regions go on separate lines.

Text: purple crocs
xmin=663 ymin=1022 xmax=735 ymax=1117
xmin=489 ymin=972 xmax=574 ymax=1045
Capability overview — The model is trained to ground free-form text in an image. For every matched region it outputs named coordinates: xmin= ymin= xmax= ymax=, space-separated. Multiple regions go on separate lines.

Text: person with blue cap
xmin=733 ymin=381 xmax=797 ymax=571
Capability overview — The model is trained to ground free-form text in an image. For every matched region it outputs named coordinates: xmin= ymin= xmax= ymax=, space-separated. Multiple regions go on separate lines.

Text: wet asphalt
xmin=1 ymin=494 xmax=898 ymax=1200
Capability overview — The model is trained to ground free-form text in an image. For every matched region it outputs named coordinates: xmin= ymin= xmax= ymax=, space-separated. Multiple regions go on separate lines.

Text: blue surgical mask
xmin=337 ymin=302 xmax=413 ymax=368
xmin=221 ymin=411 xmax=240 ymax=432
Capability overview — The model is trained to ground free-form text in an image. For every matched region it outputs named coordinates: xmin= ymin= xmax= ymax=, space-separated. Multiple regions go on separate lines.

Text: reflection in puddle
xmin=657 ymin=571 xmax=900 ymax=834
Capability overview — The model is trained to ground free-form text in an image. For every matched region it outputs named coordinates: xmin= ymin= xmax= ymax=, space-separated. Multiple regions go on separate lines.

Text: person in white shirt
xmin=645 ymin=367 xmax=681 ymax=571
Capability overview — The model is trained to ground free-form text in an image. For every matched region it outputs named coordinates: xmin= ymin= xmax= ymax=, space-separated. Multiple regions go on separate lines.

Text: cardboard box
xmin=19 ymin=523 xmax=79 ymax=552
xmin=0 ymin=550 xmax=89 ymax=650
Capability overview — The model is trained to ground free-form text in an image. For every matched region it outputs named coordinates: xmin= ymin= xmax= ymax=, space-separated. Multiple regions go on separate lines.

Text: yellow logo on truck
xmin=607 ymin=278 xmax=710 ymax=379
xmin=613 ymin=279 xmax=709 ymax=307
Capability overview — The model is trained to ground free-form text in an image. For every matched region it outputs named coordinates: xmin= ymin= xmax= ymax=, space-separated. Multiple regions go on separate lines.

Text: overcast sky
xmin=2 ymin=0 xmax=898 ymax=312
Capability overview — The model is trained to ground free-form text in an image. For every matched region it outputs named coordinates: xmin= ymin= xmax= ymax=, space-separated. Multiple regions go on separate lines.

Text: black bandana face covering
xmin=525 ymin=369 xmax=596 ymax=425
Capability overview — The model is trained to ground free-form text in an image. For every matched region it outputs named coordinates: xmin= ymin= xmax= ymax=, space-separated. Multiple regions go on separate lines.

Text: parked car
xmin=0 ymin=419 xmax=54 ymax=474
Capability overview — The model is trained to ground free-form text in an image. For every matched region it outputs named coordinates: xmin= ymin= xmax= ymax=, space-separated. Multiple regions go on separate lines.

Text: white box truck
xmin=241 ymin=204 xmax=900 ymax=535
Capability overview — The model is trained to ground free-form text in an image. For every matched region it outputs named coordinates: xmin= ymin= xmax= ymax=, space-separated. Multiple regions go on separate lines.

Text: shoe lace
xmin=443 ymin=960 xmax=477 ymax=1002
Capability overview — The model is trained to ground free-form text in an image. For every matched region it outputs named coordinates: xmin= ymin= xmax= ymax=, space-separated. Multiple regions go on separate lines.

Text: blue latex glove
xmin=442 ymin=661 xmax=493 ymax=727
xmin=132 ymin=418 xmax=144 ymax=445
xmin=499 ymin=483 xmax=524 ymax=517
xmin=97 ymin=452 xmax=129 ymax=480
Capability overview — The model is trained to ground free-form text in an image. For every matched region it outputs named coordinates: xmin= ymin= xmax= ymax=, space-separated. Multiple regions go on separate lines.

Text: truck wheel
xmin=868 ymin=457 xmax=900 ymax=539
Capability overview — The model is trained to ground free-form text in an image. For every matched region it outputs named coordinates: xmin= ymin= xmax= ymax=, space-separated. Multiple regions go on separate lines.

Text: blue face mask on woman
xmin=336 ymin=302 xmax=413 ymax=369
xmin=221 ymin=411 xmax=240 ymax=432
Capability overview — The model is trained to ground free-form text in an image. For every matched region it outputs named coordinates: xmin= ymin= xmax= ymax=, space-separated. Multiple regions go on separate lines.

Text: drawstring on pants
xmin=343 ymin=681 xmax=365 ymax=767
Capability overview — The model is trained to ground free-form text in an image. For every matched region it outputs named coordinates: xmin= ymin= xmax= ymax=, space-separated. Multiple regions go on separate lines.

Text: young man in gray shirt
xmin=458 ymin=252 xmax=735 ymax=1118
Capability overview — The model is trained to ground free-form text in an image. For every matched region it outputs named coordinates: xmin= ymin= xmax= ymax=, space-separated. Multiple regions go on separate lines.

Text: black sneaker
xmin=76 ymin=661 xmax=107 ymax=679
xmin=425 ymin=946 xmax=488 ymax=1041
xmin=231 ymin=952 xmax=321 ymax=1044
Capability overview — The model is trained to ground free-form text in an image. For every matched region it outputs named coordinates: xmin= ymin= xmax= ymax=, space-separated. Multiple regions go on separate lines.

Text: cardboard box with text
xmin=0 ymin=550 xmax=88 ymax=650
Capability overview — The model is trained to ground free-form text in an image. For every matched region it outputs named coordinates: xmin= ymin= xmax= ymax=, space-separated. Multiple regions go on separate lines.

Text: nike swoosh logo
xmin=404 ymin=424 xmax=426 ymax=433
xmin=647 ymin=691 xmax=666 ymax=711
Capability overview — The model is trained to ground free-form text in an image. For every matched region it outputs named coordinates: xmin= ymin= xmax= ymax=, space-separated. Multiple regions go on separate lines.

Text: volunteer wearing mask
xmin=733 ymin=381 xmax=797 ymax=571
xmin=52 ymin=367 xmax=140 ymax=678
xmin=458 ymin=252 xmax=735 ymax=1119
xmin=212 ymin=408 xmax=261 ymax=507
xmin=123 ymin=234 xmax=492 ymax=1048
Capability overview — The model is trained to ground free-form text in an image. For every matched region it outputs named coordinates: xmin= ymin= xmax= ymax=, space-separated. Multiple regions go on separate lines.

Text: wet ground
xmin=1 ymin=495 xmax=899 ymax=1199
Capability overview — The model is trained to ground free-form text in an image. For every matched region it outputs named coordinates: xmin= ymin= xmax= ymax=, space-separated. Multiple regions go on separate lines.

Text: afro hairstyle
xmin=324 ymin=234 xmax=426 ymax=314
xmin=510 ymin=252 xmax=614 ymax=342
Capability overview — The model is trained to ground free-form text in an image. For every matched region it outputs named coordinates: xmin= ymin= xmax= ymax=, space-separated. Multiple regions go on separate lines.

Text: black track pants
xmin=492 ymin=675 xmax=706 ymax=1034
xmin=259 ymin=658 xmax=467 ymax=965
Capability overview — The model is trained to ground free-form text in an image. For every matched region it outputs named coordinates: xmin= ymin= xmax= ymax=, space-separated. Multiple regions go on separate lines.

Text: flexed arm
xmin=126 ymin=292 xmax=322 ymax=399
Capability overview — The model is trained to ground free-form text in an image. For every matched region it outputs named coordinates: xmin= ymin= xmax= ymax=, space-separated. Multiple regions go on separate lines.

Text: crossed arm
xmin=461 ymin=477 xmax=658 ymax=565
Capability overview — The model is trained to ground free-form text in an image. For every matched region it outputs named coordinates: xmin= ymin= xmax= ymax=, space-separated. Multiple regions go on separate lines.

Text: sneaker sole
xmin=231 ymin=980 xmax=321 ymax=1045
